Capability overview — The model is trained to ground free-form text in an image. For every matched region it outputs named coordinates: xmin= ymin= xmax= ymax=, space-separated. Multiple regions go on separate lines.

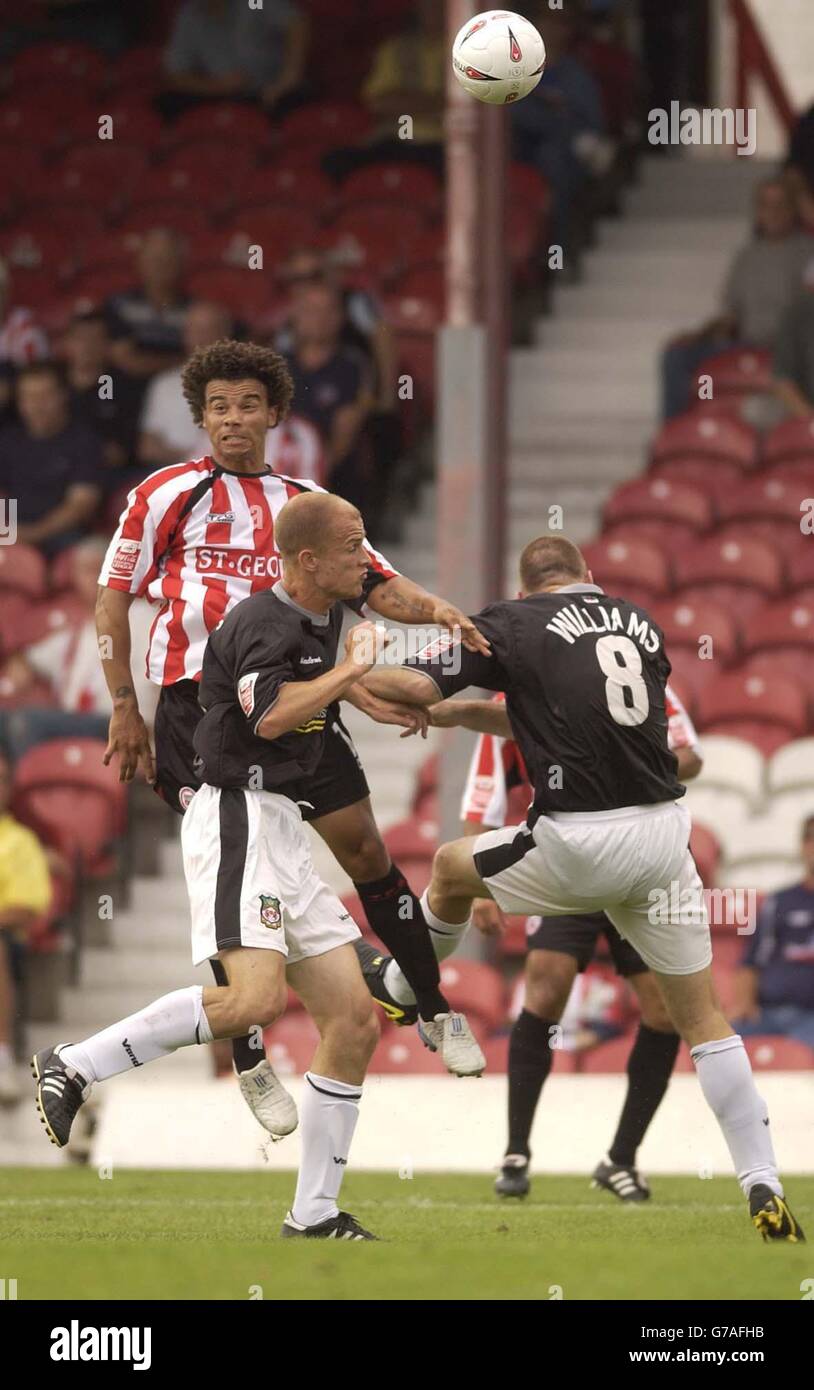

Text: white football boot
xmin=236 ymin=1059 xmax=298 ymax=1139
xmin=418 ymin=1012 xmax=486 ymax=1077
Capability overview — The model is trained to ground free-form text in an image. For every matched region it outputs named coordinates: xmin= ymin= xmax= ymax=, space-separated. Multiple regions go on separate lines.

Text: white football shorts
xmin=181 ymin=784 xmax=361 ymax=966
xmin=473 ymin=800 xmax=711 ymax=976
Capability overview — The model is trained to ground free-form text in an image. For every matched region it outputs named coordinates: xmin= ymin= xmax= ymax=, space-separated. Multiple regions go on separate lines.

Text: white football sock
xmin=60 ymin=986 xmax=213 ymax=1085
xmin=290 ymin=1072 xmax=362 ymax=1228
xmin=384 ymin=889 xmax=471 ymax=1008
xmin=691 ymin=1035 xmax=782 ymax=1197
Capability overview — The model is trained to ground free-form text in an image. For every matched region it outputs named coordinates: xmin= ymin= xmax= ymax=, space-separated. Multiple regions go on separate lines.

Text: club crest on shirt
xmin=260 ymin=894 xmax=282 ymax=930
xmin=237 ymin=671 xmax=259 ymax=716
xmin=109 ymin=539 xmax=140 ymax=578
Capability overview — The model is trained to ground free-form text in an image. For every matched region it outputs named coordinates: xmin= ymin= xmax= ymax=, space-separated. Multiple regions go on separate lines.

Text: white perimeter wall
xmin=89 ymin=1072 xmax=813 ymax=1177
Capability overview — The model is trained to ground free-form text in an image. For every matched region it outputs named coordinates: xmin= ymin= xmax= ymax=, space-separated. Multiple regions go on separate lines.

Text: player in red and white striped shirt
xmin=449 ymin=682 xmax=702 ymax=1201
xmin=96 ymin=339 xmax=488 ymax=1129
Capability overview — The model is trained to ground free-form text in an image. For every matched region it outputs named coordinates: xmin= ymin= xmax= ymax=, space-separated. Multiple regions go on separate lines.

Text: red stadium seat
xmin=785 ymin=542 xmax=814 ymax=594
xmin=506 ymin=200 xmax=543 ymax=277
xmin=696 ymin=672 xmax=807 ymax=751
xmin=694 ymin=347 xmax=772 ymax=399
xmin=224 ymin=207 xmax=316 ymax=264
xmin=689 ymin=822 xmax=721 ymax=888
xmin=393 ymin=265 xmax=445 ymax=307
xmin=649 ymin=457 xmax=745 ymax=496
xmin=264 ymin=1013 xmax=319 ymax=1075
xmin=71 ymin=265 xmax=133 ymax=305
xmin=507 ymin=161 xmax=551 ymax=211
xmin=742 ymin=1036 xmax=814 ymax=1070
xmin=0 ymin=544 xmax=47 ymax=599
xmin=650 ymin=597 xmax=740 ymax=666
xmin=279 ymin=101 xmax=371 ymax=151
xmin=12 ymin=739 xmax=128 ymax=876
xmin=338 ymin=162 xmax=442 ymax=213
xmin=63 ymin=141 xmax=149 ymax=187
xmin=672 ymin=534 xmax=783 ymax=615
xmin=119 ymin=202 xmax=211 ymax=237
xmin=496 ymin=915 xmax=531 ymax=957
xmin=0 ymin=593 xmax=41 ymax=662
xmin=605 ymin=477 xmax=715 ymax=531
xmin=0 ymin=146 xmax=46 ymax=203
xmin=331 ymin=204 xmax=428 ymax=259
xmin=249 ymin=162 xmax=335 ymax=212
xmin=763 ymin=415 xmax=814 ymax=468
xmin=659 ymin=648 xmax=711 ymax=705
xmin=383 ymin=815 xmax=438 ymax=862
xmin=0 ymin=225 xmax=75 ymax=284
xmin=741 ymin=596 xmax=814 ymax=661
xmin=12 ymin=42 xmax=106 ymax=91
xmin=578 ymin=1037 xmax=634 ymax=1072
xmin=163 ymin=102 xmax=273 ymax=149
xmin=480 ymin=1035 xmax=509 ymax=1071
xmin=715 ymin=475 xmax=808 ymax=543
xmin=96 ymin=102 xmax=164 ymax=149
xmin=20 ymin=204 xmax=101 ymax=238
xmin=649 ymin=410 xmax=759 ymax=470
xmin=0 ymin=100 xmax=74 ymax=154
xmin=113 ymin=45 xmax=163 ymax=90
xmin=581 ymin=536 xmax=671 ymax=598
xmin=187 ymin=267 xmax=274 ymax=320
xmin=438 ymin=959 xmax=506 ymax=1033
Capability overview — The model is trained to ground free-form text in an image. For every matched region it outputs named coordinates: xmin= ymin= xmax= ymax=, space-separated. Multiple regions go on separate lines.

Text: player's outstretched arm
xmin=360 ymin=665 xmax=440 ymax=709
xmin=96 ymin=585 xmax=155 ymax=785
xmin=427 ymin=698 xmax=512 ymax=738
xmin=258 ymin=623 xmax=388 ymax=740
xmin=344 ymin=682 xmax=429 ymax=738
xmin=365 ymin=576 xmax=491 ymax=656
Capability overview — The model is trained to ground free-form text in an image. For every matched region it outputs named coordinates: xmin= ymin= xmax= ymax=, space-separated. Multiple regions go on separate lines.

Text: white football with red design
xmin=452 ymin=10 xmax=545 ymax=105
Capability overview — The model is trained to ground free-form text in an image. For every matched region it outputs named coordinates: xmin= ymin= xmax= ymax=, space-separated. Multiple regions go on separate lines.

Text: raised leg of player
xmin=282 ymin=943 xmax=379 ymax=1236
xmin=312 ymin=797 xmax=448 ymax=1020
xmin=652 ymin=965 xmax=783 ymax=1196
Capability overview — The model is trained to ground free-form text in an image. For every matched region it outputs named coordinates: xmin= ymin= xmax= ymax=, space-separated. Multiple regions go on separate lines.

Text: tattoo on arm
xmin=114 ymin=686 xmax=135 ymax=700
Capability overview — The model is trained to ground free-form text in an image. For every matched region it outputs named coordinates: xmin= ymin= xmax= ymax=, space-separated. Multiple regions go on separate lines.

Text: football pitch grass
xmin=1 ymin=1168 xmax=811 ymax=1301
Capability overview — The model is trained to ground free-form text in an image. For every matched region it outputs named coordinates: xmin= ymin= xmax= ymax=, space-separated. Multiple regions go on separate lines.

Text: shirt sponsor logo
xmin=195 ymin=548 xmax=283 ymax=580
xmin=109 ymin=540 xmax=140 ymax=578
xmin=238 ymin=672 xmax=259 ymax=716
xmin=205 ymin=511 xmax=235 ymax=524
xmin=178 ymin=786 xmax=197 ymax=811
xmin=299 ymin=656 xmax=322 ymax=666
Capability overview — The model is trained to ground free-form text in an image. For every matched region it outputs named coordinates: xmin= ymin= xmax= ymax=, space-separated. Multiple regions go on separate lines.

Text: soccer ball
xmin=451 ymin=10 xmax=546 ymax=105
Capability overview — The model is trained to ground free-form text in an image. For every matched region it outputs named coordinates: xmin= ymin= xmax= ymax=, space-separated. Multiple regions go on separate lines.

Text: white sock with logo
xmin=60 ymin=986 xmax=213 ymax=1085
xmin=290 ymin=1072 xmax=362 ymax=1228
xmin=384 ymin=889 xmax=471 ymax=1007
xmin=691 ymin=1035 xmax=782 ymax=1196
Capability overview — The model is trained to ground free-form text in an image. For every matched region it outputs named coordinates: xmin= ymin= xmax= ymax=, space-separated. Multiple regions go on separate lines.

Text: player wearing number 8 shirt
xmin=364 ymin=535 xmax=804 ymax=1242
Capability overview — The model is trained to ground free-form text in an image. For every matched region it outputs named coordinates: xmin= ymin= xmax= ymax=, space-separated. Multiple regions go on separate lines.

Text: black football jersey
xmin=194 ymin=581 xmax=342 ymax=792
xmin=402 ymin=583 xmax=684 ymax=819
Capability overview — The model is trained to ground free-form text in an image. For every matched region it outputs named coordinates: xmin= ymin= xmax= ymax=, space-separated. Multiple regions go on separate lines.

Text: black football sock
xmin=209 ymin=959 xmax=260 ymax=1075
xmin=506 ymin=1009 xmax=557 ymax=1160
xmin=608 ymin=1022 xmax=680 ymax=1168
xmin=354 ymin=864 xmax=448 ymax=1020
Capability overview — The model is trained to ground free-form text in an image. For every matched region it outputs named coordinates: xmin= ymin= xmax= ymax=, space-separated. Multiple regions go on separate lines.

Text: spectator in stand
xmin=662 ymin=177 xmax=812 ymax=419
xmin=322 ymin=0 xmax=446 ymax=180
xmin=511 ymin=6 xmax=607 ymax=253
xmin=0 ymin=538 xmax=156 ymax=759
xmin=273 ymin=249 xmax=398 ymax=514
xmin=104 ymin=229 xmax=190 ymax=380
xmin=0 ymin=256 xmax=49 ymax=424
xmin=62 ymin=311 xmax=146 ymax=481
xmin=282 ymin=282 xmax=373 ymax=513
xmin=138 ymin=300 xmax=325 ymax=481
xmin=772 ymin=258 xmax=814 ymax=419
xmin=0 ymin=363 xmax=102 ymax=556
xmin=160 ymin=0 xmax=308 ymax=118
xmin=0 ymin=747 xmax=52 ymax=1105
xmin=732 ymin=816 xmax=814 ymax=1051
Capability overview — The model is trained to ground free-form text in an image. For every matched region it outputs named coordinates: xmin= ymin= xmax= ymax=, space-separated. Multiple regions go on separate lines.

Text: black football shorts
xmin=154 ymin=682 xmax=370 ymax=820
xmin=525 ymin=910 xmax=648 ymax=977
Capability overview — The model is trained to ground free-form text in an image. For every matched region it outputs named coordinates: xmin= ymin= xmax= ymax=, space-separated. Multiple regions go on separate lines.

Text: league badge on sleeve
xmin=238 ymin=672 xmax=259 ymax=716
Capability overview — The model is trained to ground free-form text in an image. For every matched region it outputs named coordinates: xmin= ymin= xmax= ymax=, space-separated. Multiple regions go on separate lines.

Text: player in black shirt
xmin=33 ymin=493 xmax=483 ymax=1239
xmin=362 ymin=535 xmax=804 ymax=1242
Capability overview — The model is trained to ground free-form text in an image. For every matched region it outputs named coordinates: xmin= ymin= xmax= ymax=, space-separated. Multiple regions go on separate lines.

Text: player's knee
xmin=524 ymin=958 xmax=572 ymax=1020
xmin=325 ymin=997 xmax=379 ymax=1065
xmin=431 ymin=841 xmax=464 ymax=896
xmin=345 ymin=832 xmax=389 ymax=883
xmin=228 ymin=977 xmax=287 ymax=1033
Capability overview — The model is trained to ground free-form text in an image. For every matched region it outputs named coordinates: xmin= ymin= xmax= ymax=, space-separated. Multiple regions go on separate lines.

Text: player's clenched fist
xmin=343 ymin=621 xmax=391 ymax=676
